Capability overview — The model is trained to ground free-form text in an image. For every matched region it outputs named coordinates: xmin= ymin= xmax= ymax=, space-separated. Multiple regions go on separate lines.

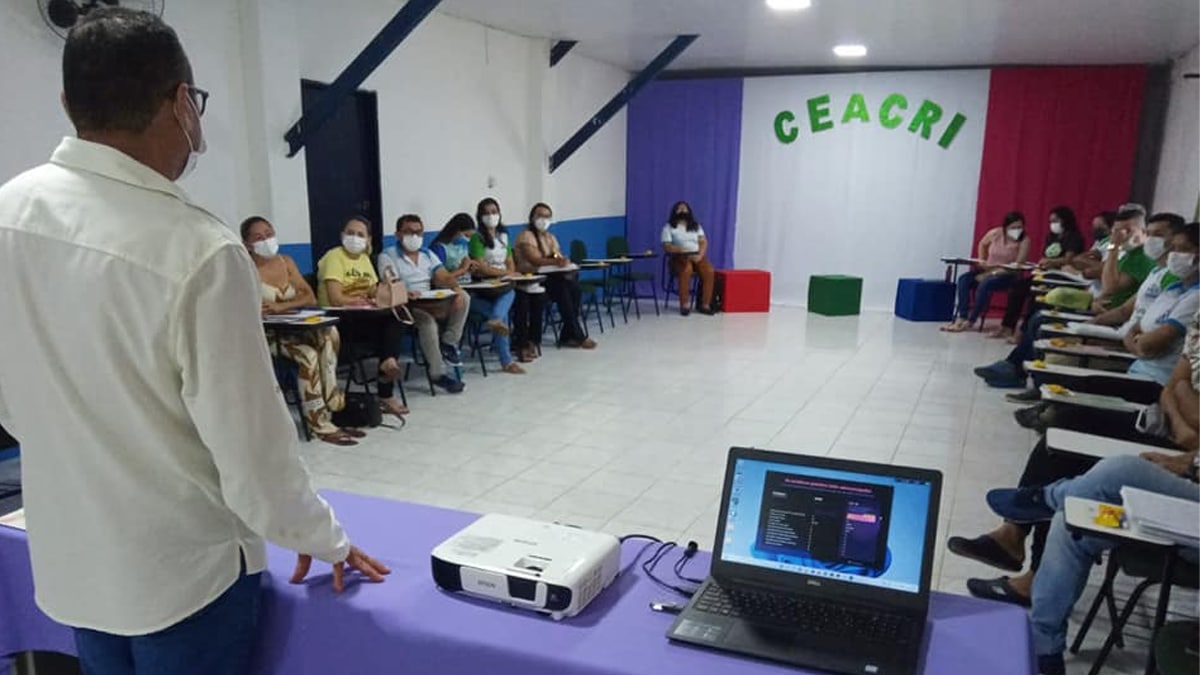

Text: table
xmin=1046 ymin=429 xmax=1159 ymax=461
xmin=0 ymin=493 xmax=1033 ymax=674
xmin=1033 ymin=338 xmax=1136 ymax=363
xmin=1024 ymin=361 xmax=1154 ymax=383
xmin=1038 ymin=385 xmax=1145 ymax=414
xmin=1041 ymin=309 xmax=1096 ymax=322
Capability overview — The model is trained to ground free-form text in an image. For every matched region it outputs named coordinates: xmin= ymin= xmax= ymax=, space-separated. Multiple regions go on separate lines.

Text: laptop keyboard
xmin=693 ymin=583 xmax=912 ymax=643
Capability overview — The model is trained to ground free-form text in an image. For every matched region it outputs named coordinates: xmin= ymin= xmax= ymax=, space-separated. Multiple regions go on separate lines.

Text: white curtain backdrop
xmin=734 ymin=70 xmax=992 ymax=310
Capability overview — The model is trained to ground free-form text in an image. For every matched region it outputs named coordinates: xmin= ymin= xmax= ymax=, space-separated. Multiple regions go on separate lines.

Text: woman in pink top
xmin=943 ymin=211 xmax=1031 ymax=332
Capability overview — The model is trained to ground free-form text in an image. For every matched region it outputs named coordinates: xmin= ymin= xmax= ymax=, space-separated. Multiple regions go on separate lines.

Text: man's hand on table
xmin=291 ymin=546 xmax=391 ymax=593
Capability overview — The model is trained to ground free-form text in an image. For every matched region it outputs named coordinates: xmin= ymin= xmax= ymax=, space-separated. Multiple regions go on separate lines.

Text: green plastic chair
xmin=606 ymin=236 xmax=659 ymax=317
xmin=569 ymin=240 xmax=611 ymax=332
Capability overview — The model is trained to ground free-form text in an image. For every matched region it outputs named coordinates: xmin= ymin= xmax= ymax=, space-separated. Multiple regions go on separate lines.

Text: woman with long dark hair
xmin=430 ymin=213 xmax=477 ymax=284
xmin=470 ymin=198 xmax=540 ymax=365
xmin=661 ymin=200 xmax=716 ymax=315
xmin=513 ymin=202 xmax=596 ymax=349
xmin=991 ymin=206 xmax=1086 ymax=339
xmin=943 ymin=210 xmax=1031 ymax=333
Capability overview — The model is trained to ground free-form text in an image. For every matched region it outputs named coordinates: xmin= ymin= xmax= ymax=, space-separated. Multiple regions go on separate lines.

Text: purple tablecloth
xmin=0 ymin=492 xmax=1033 ymax=674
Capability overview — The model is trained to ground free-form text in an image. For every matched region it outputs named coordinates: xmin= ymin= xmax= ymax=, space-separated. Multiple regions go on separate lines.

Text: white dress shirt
xmin=0 ymin=138 xmax=349 ymax=635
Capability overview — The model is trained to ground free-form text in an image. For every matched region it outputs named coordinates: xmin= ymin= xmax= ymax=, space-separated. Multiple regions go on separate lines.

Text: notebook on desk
xmin=667 ymin=447 xmax=942 ymax=675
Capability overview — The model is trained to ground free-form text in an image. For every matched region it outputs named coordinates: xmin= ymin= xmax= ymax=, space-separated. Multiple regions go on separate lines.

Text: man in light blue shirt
xmin=377 ymin=214 xmax=469 ymax=394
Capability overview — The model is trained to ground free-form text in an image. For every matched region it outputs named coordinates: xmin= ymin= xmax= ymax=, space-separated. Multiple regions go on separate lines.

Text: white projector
xmin=431 ymin=514 xmax=621 ymax=620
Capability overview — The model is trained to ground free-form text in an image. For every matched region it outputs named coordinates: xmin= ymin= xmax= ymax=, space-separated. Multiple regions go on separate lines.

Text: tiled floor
xmin=301 ymin=305 xmax=1191 ymax=675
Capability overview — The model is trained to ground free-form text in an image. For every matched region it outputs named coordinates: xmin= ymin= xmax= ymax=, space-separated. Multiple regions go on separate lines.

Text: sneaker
xmin=974 ymin=360 xmax=1016 ymax=380
xmin=440 ymin=343 xmax=463 ymax=367
xmin=1037 ymin=653 xmax=1065 ymax=675
xmin=985 ymin=373 xmax=1029 ymax=389
xmin=986 ymin=486 xmax=1054 ymax=524
xmin=1005 ymin=388 xmax=1041 ymax=404
xmin=433 ymin=375 xmax=465 ymax=394
xmin=1013 ymin=402 xmax=1050 ymax=432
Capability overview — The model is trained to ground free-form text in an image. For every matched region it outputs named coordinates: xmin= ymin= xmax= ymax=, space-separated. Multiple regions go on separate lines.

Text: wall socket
xmin=487 ymin=175 xmax=496 ymax=188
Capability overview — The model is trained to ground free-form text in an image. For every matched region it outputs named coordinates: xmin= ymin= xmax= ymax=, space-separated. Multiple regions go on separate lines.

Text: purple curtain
xmin=625 ymin=78 xmax=744 ymax=269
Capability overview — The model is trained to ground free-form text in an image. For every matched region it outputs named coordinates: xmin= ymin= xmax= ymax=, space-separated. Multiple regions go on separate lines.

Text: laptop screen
xmin=719 ymin=457 xmax=933 ymax=594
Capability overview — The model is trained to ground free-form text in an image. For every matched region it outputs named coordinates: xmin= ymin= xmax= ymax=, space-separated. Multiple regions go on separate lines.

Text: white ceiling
xmin=440 ymin=0 xmax=1200 ymax=72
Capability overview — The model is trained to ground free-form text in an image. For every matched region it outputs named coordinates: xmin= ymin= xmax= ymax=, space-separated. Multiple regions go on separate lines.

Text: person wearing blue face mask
xmin=430 ymin=213 xmax=478 ymax=284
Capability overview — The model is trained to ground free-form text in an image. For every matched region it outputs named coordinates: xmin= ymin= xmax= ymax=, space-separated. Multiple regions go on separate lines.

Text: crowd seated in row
xmin=944 ymin=207 xmax=1200 ymax=675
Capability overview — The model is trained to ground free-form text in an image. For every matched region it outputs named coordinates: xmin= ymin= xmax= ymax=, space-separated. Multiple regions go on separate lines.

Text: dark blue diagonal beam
xmin=284 ymin=0 xmax=442 ymax=157
xmin=550 ymin=40 xmax=577 ymax=67
xmin=549 ymin=34 xmax=697 ymax=173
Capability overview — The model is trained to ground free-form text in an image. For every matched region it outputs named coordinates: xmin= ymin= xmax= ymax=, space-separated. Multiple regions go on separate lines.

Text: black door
xmin=300 ymin=80 xmax=384 ymax=267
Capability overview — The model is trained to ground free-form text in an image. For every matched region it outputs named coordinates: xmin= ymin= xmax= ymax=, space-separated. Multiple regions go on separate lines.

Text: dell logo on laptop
xmin=864 ymin=665 xmax=878 ymax=673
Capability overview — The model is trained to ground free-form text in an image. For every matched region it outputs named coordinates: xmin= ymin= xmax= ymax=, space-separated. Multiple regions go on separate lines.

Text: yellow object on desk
xmin=1045 ymin=384 xmax=1069 ymax=395
xmin=1093 ymin=504 xmax=1125 ymax=529
xmin=1031 ymin=360 xmax=1047 ymax=369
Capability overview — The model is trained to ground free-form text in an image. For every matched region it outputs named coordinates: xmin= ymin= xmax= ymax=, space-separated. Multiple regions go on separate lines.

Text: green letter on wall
xmin=937 ymin=113 xmax=968 ymax=149
xmin=774 ymin=110 xmax=798 ymax=144
xmin=879 ymin=94 xmax=908 ymax=129
xmin=841 ymin=93 xmax=870 ymax=124
xmin=806 ymin=95 xmax=834 ymax=133
xmin=907 ymin=99 xmax=944 ymax=139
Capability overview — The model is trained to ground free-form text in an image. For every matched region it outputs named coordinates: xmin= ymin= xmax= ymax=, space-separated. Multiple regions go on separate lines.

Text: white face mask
xmin=1167 ymin=251 xmax=1197 ymax=279
xmin=481 ymin=214 xmax=500 ymax=229
xmin=1049 ymin=222 xmax=1063 ymax=235
xmin=174 ymin=93 xmax=206 ymax=181
xmin=401 ymin=234 xmax=423 ymax=252
xmin=251 ymin=237 xmax=279 ymax=258
xmin=534 ymin=217 xmax=551 ymax=232
xmin=1143 ymin=235 xmax=1167 ymax=260
xmin=342 ymin=234 xmax=368 ymax=255
xmin=1006 ymin=227 xmax=1023 ymax=241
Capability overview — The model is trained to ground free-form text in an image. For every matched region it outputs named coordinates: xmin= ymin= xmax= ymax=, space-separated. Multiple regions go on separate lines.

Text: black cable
xmin=673 ymin=541 xmax=705 ymax=584
xmin=619 ymin=533 xmax=661 ymax=543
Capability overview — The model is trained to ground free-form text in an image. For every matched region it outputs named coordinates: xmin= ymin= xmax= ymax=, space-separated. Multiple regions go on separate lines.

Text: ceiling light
xmin=833 ymin=44 xmax=868 ymax=58
xmin=766 ymin=0 xmax=812 ymax=11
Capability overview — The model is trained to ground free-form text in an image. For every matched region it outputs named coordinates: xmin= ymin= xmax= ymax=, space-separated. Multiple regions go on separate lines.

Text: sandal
xmin=966 ymin=576 xmax=1031 ymax=608
xmin=341 ymin=428 xmax=367 ymax=439
xmin=580 ymin=338 xmax=597 ymax=350
xmin=946 ymin=535 xmax=1024 ymax=572
xmin=502 ymin=363 xmax=526 ymax=374
xmin=381 ymin=398 xmax=409 ymax=417
xmin=316 ymin=430 xmax=358 ymax=447
xmin=987 ymin=327 xmax=1013 ymax=339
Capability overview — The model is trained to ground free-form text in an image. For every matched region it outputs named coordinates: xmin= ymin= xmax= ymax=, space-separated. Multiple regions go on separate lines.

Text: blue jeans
xmin=1003 ymin=309 xmax=1051 ymax=371
xmin=75 ymin=570 xmax=262 ymax=675
xmin=956 ymin=271 xmax=1016 ymax=322
xmin=1030 ymin=456 xmax=1200 ymax=656
xmin=471 ymin=290 xmax=515 ymax=366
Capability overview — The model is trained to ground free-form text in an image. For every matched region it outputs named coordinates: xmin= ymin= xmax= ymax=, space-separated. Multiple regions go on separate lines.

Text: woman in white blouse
xmin=662 ymin=201 xmax=716 ymax=315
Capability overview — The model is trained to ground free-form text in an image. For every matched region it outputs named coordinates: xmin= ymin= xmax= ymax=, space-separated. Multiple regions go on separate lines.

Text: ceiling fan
xmin=38 ymin=0 xmax=165 ymax=40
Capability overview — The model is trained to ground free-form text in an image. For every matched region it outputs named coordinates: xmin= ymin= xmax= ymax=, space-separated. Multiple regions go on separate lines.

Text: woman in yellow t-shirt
xmin=316 ymin=217 xmax=409 ymax=418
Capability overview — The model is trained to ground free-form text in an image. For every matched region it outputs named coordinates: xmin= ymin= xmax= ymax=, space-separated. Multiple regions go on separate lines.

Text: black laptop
xmin=667 ymin=447 xmax=942 ymax=675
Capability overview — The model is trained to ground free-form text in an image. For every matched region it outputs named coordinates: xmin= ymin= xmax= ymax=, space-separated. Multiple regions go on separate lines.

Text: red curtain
xmin=973 ymin=66 xmax=1147 ymax=253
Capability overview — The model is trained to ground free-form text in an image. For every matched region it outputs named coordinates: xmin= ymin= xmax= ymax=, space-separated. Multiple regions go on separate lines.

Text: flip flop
xmin=946 ymin=535 xmax=1024 ymax=572
xmin=966 ymin=576 xmax=1031 ymax=608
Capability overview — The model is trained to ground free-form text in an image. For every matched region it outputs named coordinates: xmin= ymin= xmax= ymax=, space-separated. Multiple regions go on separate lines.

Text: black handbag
xmin=710 ymin=274 xmax=725 ymax=314
xmin=332 ymin=391 xmax=382 ymax=429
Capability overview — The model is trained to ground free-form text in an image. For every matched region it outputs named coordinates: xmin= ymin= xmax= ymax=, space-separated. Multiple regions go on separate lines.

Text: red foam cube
xmin=717 ymin=269 xmax=771 ymax=312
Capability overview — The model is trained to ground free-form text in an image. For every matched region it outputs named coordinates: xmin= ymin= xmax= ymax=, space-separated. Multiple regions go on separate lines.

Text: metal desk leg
xmin=1144 ymin=552 xmax=1177 ymax=675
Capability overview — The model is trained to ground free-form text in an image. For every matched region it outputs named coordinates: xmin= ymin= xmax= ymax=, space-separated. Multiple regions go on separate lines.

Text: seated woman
xmin=242 ymin=216 xmax=361 ymax=446
xmin=316 ymin=216 xmax=409 ymax=417
xmin=430 ymin=213 xmax=477 ymax=284
xmin=661 ymin=201 xmax=716 ymax=316
xmin=990 ymin=206 xmax=1085 ymax=340
xmin=465 ymin=200 xmax=527 ymax=372
xmin=434 ymin=208 xmax=523 ymax=372
xmin=943 ymin=211 xmax=1030 ymax=332
xmin=513 ymin=202 xmax=596 ymax=349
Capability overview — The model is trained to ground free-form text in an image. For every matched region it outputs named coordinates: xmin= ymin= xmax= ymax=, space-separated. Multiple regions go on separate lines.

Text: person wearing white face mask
xmin=377 ymin=214 xmax=470 ymax=394
xmin=944 ymin=210 xmax=1031 ymax=332
xmin=0 ymin=10 xmax=389 ymax=673
xmin=514 ymin=202 xmax=597 ymax=349
xmin=318 ymin=216 xmax=411 ymax=417
xmin=992 ymin=206 xmax=1087 ymax=340
xmin=1121 ymin=221 xmax=1200 ymax=383
xmin=472 ymin=197 xmax=545 ymax=364
xmin=241 ymin=216 xmax=360 ymax=446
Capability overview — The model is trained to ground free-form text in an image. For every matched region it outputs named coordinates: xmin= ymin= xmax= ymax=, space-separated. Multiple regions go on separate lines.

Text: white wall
xmin=0 ymin=1 xmax=629 ymax=246
xmin=1154 ymin=44 xmax=1199 ymax=219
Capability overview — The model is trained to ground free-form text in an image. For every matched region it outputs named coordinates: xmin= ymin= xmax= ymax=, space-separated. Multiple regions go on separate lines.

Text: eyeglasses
xmin=187 ymin=86 xmax=209 ymax=117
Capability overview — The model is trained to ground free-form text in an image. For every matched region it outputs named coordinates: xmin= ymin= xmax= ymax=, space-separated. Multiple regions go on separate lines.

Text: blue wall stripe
xmin=280 ymin=216 xmax=627 ymax=275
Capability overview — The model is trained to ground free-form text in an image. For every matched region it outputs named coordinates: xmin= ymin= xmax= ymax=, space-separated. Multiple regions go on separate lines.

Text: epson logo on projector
xmin=476 ymin=580 xmax=497 ymax=589
xmin=773 ymin=92 xmax=968 ymax=149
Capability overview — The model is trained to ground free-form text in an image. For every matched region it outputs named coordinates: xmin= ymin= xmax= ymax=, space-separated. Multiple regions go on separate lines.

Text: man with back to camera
xmin=0 ymin=8 xmax=388 ymax=674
